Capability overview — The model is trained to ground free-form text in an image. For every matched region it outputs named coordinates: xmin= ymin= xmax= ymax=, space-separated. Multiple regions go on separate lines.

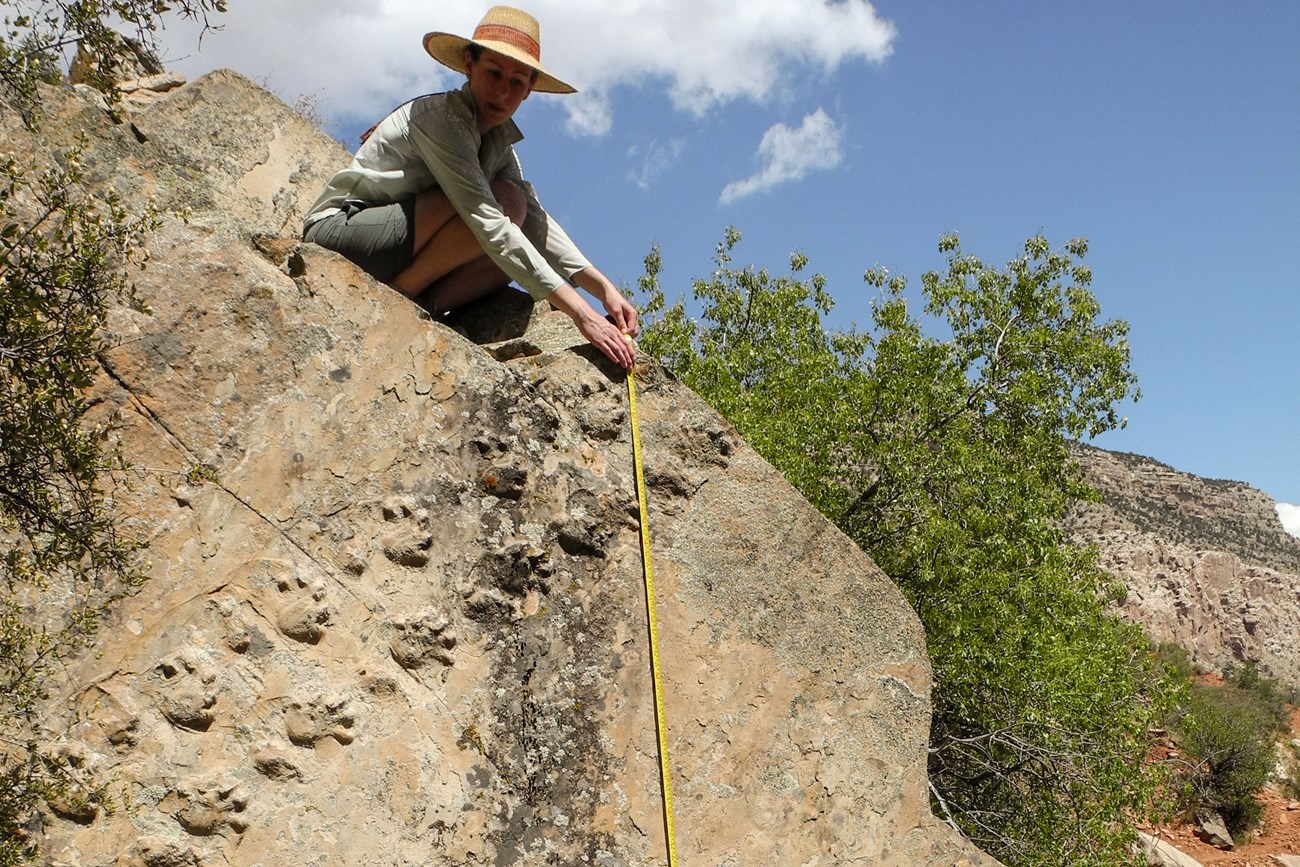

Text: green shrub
xmin=1174 ymin=681 xmax=1275 ymax=835
xmin=3 ymin=4 xmax=224 ymax=863
xmin=1223 ymin=661 xmax=1293 ymax=733
xmin=0 ymin=145 xmax=153 ymax=867
xmin=1153 ymin=642 xmax=1196 ymax=683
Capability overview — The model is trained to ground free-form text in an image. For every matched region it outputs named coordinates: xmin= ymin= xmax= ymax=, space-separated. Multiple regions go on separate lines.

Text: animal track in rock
xmin=83 ymin=688 xmax=141 ymax=751
xmin=274 ymin=574 xmax=332 ymax=644
xmin=389 ymin=610 xmax=458 ymax=670
xmin=463 ymin=544 xmax=556 ymax=625
xmin=252 ymin=749 xmax=303 ymax=782
xmin=284 ymin=695 xmax=357 ymax=746
xmin=105 ymin=714 xmax=140 ymax=750
xmin=379 ymin=496 xmax=435 ymax=568
xmin=479 ymin=464 xmax=528 ymax=500
xmin=478 ymin=543 xmax=551 ymax=597
xmin=156 ymin=655 xmax=219 ymax=732
xmin=46 ymin=789 xmax=100 ymax=824
xmin=166 ymin=779 xmax=249 ymax=837
xmin=130 ymin=836 xmax=203 ymax=867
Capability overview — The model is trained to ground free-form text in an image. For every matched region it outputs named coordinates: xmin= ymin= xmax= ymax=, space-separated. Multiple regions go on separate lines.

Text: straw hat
xmin=424 ymin=6 xmax=576 ymax=95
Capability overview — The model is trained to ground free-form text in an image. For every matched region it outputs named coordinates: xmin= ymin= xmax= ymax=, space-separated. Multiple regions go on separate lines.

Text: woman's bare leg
xmin=421 ymin=256 xmax=513 ymax=315
xmin=391 ymin=209 xmax=487 ymax=296
xmin=390 ymin=181 xmax=527 ymax=301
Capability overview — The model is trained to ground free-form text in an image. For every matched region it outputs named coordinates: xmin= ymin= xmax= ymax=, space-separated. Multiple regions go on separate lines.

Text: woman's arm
xmin=571 ymin=266 xmax=639 ymax=337
xmin=545 ymin=282 xmax=637 ymax=370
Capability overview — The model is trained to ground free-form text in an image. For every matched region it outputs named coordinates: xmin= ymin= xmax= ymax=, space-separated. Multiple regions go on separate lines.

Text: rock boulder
xmin=7 ymin=72 xmax=997 ymax=865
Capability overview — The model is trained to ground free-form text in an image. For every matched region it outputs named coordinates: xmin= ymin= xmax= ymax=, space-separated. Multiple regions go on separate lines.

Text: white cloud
xmin=153 ymin=2 xmax=463 ymax=137
xmin=563 ymin=91 xmax=616 ymax=138
xmin=627 ymin=139 xmax=685 ymax=189
xmin=151 ymin=0 xmax=894 ymax=137
xmin=720 ymin=108 xmax=844 ymax=203
xmin=1278 ymin=503 xmax=1300 ymax=538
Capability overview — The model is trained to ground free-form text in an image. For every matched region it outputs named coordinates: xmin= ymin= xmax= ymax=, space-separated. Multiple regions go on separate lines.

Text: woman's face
xmin=465 ymin=49 xmax=534 ymax=132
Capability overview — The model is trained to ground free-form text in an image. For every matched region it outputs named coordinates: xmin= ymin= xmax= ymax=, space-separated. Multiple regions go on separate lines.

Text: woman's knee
xmin=490 ymin=179 xmax=528 ymax=226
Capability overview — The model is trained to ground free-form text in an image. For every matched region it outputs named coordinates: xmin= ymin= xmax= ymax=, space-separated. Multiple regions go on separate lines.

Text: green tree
xmin=2 ymin=2 xmax=223 ymax=861
xmin=2 ymin=0 xmax=225 ymax=116
xmin=638 ymin=230 xmax=1175 ymax=866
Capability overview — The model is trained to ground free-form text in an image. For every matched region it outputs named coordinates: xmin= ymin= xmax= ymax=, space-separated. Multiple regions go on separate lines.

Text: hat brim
xmin=423 ymin=31 xmax=577 ymax=95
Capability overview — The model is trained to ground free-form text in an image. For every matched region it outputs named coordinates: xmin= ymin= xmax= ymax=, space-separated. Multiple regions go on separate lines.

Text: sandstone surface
xmin=6 ymin=72 xmax=996 ymax=866
xmin=1138 ymin=837 xmax=1206 ymax=867
xmin=1134 ymin=832 xmax=1205 ymax=867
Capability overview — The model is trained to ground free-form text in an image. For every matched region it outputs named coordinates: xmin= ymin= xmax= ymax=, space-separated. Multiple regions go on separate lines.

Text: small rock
xmin=1133 ymin=831 xmax=1205 ymax=867
xmin=1195 ymin=810 xmax=1234 ymax=850
xmin=118 ymin=71 xmax=187 ymax=95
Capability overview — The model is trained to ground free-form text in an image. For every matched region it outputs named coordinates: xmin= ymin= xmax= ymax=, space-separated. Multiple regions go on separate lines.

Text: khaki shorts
xmin=303 ymin=198 xmax=418 ymax=282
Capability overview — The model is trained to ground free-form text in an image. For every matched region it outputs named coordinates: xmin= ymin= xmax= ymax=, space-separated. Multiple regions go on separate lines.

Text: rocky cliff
xmin=5 ymin=72 xmax=996 ymax=866
xmin=1068 ymin=444 xmax=1300 ymax=691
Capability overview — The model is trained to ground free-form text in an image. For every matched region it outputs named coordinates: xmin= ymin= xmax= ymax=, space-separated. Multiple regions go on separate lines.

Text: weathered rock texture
xmin=1134 ymin=831 xmax=1205 ymax=867
xmin=1068 ymin=444 xmax=1300 ymax=691
xmin=68 ymin=32 xmax=188 ymax=115
xmin=6 ymin=73 xmax=996 ymax=865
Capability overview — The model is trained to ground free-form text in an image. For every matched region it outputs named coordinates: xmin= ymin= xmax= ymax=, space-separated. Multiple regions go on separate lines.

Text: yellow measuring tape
xmin=626 ymin=361 xmax=679 ymax=866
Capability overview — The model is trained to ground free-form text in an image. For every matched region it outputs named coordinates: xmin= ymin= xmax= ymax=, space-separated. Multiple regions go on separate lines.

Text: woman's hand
xmin=600 ymin=286 xmax=639 ymax=337
xmin=547 ymin=283 xmax=636 ymax=369
xmin=573 ymin=266 xmax=638 ymax=337
xmin=574 ymin=309 xmax=636 ymax=369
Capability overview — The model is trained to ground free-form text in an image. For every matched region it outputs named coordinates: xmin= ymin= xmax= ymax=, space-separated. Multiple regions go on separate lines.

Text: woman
xmin=302 ymin=6 xmax=638 ymax=369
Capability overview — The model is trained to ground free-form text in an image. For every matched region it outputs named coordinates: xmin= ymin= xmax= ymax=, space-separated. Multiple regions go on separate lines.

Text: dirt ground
xmin=1142 ymin=707 xmax=1300 ymax=866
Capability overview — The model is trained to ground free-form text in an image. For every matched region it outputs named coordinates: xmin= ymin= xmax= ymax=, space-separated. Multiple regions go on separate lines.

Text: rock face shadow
xmin=431 ymin=285 xmax=536 ymax=345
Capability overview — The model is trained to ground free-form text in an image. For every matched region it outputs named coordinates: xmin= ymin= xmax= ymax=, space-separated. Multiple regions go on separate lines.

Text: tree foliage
xmin=2 ymin=0 xmax=224 ymax=117
xmin=1 ymin=1 xmax=222 ymax=861
xmin=637 ymin=229 xmax=1176 ymax=866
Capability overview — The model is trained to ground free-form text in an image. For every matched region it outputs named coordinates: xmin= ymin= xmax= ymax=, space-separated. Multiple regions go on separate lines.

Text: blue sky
xmin=156 ymin=2 xmax=1299 ymax=525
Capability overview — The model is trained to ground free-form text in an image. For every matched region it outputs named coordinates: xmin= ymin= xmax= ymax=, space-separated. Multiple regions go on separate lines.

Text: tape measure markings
xmin=626 ymin=365 xmax=678 ymax=866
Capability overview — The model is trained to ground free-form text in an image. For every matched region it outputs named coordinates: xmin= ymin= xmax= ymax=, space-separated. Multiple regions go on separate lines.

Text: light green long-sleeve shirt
xmin=303 ymin=83 xmax=589 ymax=301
